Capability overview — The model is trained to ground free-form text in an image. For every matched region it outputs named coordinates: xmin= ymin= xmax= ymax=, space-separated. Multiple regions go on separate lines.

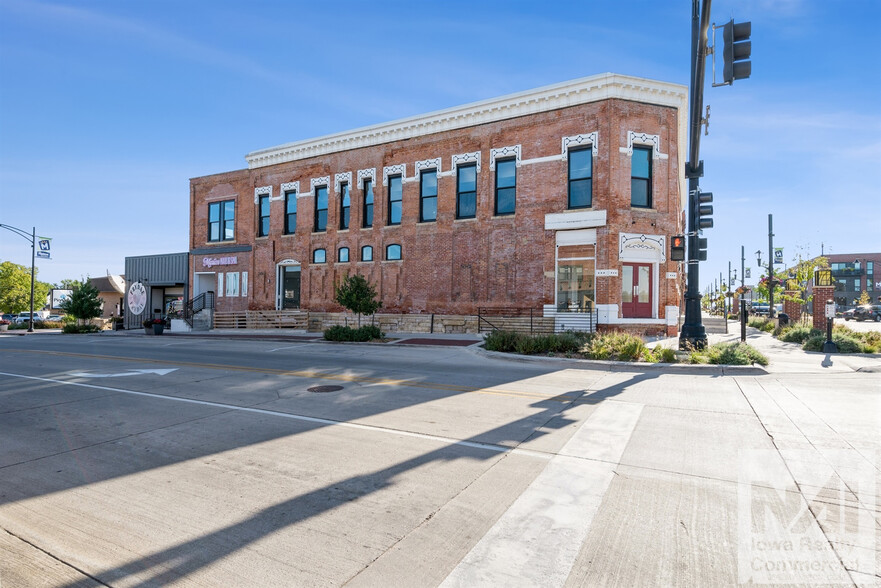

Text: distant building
xmin=89 ymin=275 xmax=125 ymax=318
xmin=188 ymin=73 xmax=688 ymax=334
xmin=823 ymin=253 xmax=881 ymax=308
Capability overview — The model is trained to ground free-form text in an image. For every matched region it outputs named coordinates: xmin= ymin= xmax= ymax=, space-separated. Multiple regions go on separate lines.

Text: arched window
xmin=338 ymin=247 xmax=350 ymax=263
xmin=361 ymin=245 xmax=373 ymax=262
xmin=313 ymin=248 xmax=326 ymax=263
xmin=386 ymin=244 xmax=402 ymax=261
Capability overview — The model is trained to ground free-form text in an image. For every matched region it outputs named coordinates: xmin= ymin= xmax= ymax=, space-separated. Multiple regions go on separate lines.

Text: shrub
xmin=703 ymin=342 xmax=768 ymax=366
xmin=778 ymin=325 xmax=820 ymax=344
xmin=652 ymin=346 xmax=677 ymax=363
xmin=803 ymin=332 xmax=864 ymax=354
xmin=323 ymin=324 xmax=384 ymax=342
xmin=62 ymin=323 xmax=100 ymax=334
xmin=485 ymin=330 xmax=588 ymax=355
xmin=748 ymin=317 xmax=774 ymax=332
xmin=583 ymin=331 xmax=647 ymax=361
xmin=484 ymin=330 xmax=525 ymax=352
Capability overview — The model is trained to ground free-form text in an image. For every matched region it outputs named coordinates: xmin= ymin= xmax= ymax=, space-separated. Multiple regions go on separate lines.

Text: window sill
xmin=281 ymin=232 xmax=296 ymax=237
xmin=357 ymin=260 xmax=374 ymax=264
xmin=491 ymin=214 xmax=515 ymax=220
xmin=255 ymin=236 xmax=269 ymax=241
xmin=311 ymin=231 xmax=328 ymax=235
xmin=338 ymin=229 xmax=349 ymax=234
xmin=417 ymin=220 xmax=437 ymax=225
xmin=206 ymin=240 xmax=237 ymax=245
xmin=382 ymin=260 xmax=403 ymax=264
xmin=454 ymin=217 xmax=477 ymax=223
xmin=360 ymin=226 xmax=373 ymax=231
xmin=383 ymin=225 xmax=401 ymax=230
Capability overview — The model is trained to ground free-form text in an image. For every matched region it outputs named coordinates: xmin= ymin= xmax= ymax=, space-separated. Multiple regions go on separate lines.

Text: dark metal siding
xmin=123 ymin=253 xmax=189 ymax=329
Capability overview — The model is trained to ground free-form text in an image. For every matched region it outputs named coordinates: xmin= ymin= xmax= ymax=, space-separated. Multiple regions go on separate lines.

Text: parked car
xmin=853 ymin=305 xmax=881 ymax=322
xmin=46 ymin=314 xmax=64 ymax=322
xmin=751 ymin=304 xmax=770 ymax=316
xmin=842 ymin=308 xmax=856 ymax=321
xmin=1 ymin=313 xmax=14 ymax=322
xmin=14 ymin=312 xmax=43 ymax=324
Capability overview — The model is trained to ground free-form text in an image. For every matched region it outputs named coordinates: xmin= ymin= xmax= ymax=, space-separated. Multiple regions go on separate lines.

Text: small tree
xmin=60 ymin=278 xmax=102 ymax=325
xmin=335 ymin=274 xmax=380 ymax=327
xmin=857 ymin=290 xmax=871 ymax=305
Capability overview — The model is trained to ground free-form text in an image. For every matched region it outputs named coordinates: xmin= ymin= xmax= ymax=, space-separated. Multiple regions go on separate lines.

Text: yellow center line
xmin=0 ymin=348 xmax=577 ymax=403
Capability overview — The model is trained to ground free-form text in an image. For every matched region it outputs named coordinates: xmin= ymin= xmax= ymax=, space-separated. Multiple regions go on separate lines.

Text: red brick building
xmin=189 ymin=73 xmax=688 ymax=334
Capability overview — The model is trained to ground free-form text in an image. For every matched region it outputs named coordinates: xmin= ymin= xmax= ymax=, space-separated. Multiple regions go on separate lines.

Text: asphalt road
xmin=0 ymin=333 xmax=878 ymax=586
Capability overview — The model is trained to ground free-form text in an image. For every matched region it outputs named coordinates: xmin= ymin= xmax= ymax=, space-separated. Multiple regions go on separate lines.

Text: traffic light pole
xmin=680 ymin=0 xmax=712 ymax=350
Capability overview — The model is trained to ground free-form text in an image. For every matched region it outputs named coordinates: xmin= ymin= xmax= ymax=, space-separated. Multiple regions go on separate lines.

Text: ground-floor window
xmin=225 ymin=272 xmax=240 ymax=297
xmin=556 ymin=244 xmax=595 ymax=312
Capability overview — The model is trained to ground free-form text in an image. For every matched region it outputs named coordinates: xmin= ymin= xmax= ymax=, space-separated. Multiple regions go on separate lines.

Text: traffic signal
xmin=695 ymin=191 xmax=713 ymax=229
xmin=722 ymin=20 xmax=751 ymax=85
xmin=671 ymin=235 xmax=685 ymax=261
xmin=695 ymin=236 xmax=708 ymax=261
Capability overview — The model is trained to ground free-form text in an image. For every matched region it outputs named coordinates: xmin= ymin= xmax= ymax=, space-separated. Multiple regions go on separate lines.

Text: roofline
xmin=245 ymin=72 xmax=688 ymax=170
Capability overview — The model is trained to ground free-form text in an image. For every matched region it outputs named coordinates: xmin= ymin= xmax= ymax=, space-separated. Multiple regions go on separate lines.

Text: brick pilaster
xmin=812 ymin=286 xmax=834 ymax=330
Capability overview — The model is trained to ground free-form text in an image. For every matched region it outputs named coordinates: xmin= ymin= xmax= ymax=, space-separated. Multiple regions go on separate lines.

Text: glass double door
xmin=621 ymin=263 xmax=652 ymax=318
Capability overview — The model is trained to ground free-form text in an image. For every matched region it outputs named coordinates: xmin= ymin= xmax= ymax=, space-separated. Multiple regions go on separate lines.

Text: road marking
xmin=0 ymin=371 xmax=562 ymax=460
xmin=441 ymin=401 xmax=643 ymax=588
xmin=68 ymin=369 xmax=177 ymax=378
xmin=0 ymin=349 xmax=578 ymax=403
xmin=267 ymin=344 xmax=310 ymax=352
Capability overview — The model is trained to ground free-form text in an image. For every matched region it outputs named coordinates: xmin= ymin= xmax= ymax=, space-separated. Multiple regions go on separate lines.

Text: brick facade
xmin=189 ymin=74 xmax=687 ymax=332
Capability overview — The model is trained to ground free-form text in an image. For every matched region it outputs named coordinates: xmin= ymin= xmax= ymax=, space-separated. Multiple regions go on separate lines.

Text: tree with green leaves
xmin=780 ymin=255 xmax=829 ymax=323
xmin=0 ymin=261 xmax=51 ymax=314
xmin=334 ymin=273 xmax=380 ymax=327
xmin=60 ymin=278 xmax=103 ymax=325
xmin=55 ymin=278 xmax=81 ymax=290
xmin=857 ymin=290 xmax=870 ymax=305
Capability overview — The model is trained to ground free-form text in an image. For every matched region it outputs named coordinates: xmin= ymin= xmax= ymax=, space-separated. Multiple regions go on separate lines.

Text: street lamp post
xmin=0 ymin=224 xmax=38 ymax=333
xmin=767 ymin=214 xmax=775 ymax=319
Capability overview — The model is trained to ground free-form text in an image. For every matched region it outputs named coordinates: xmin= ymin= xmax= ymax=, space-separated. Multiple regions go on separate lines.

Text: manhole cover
xmin=308 ymin=385 xmax=343 ymax=393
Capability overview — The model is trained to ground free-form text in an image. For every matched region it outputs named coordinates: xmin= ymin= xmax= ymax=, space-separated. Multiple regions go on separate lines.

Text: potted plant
xmin=151 ymin=318 xmax=165 ymax=335
xmin=0 ymin=319 xmax=9 ymax=332
xmin=112 ymin=316 xmax=125 ymax=331
xmin=142 ymin=318 xmax=154 ymax=334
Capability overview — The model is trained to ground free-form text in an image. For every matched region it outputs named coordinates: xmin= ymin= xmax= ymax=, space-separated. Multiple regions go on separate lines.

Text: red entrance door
xmin=622 ymin=263 xmax=653 ymax=318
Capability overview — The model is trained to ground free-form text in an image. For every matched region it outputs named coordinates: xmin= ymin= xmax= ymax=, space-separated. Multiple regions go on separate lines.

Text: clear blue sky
xmin=1 ymin=0 xmax=879 ymax=292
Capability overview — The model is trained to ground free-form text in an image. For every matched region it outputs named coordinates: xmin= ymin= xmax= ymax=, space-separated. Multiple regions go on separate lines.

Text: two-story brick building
xmin=189 ymin=73 xmax=687 ymax=334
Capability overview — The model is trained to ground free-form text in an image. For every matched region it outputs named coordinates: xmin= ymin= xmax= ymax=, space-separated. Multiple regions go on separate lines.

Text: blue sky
xmin=1 ymin=0 xmax=879 ymax=292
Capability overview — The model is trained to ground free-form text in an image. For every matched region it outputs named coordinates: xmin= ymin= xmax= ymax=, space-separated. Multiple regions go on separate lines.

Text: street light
xmin=0 ymin=224 xmax=38 ymax=333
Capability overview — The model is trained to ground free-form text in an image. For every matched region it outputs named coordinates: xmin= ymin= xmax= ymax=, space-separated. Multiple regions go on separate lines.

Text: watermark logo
xmin=738 ymin=449 xmax=876 ymax=584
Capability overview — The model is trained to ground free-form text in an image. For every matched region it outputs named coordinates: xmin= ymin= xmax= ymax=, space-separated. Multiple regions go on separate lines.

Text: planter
xmin=152 ymin=323 xmax=165 ymax=335
xmin=144 ymin=327 xmax=153 ymax=335
xmin=0 ymin=324 xmax=8 ymax=331
xmin=115 ymin=321 xmax=125 ymax=331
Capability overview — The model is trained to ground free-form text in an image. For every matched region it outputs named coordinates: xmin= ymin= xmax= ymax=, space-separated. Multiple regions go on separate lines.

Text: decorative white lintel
xmin=451 ymin=152 xmax=481 ymax=174
xmin=619 ymin=131 xmax=668 ymax=160
xmin=280 ymin=181 xmax=302 ymax=199
xmin=334 ymin=172 xmax=352 ymax=194
xmin=310 ymin=176 xmax=330 ymax=197
xmin=619 ymin=232 xmax=666 ymax=262
xmin=562 ymin=132 xmax=598 ymax=159
xmin=415 ymin=158 xmax=441 ymax=177
xmin=382 ymin=164 xmax=406 ymax=186
xmin=254 ymin=185 xmax=272 ymax=204
xmin=357 ymin=168 xmax=376 ymax=186
xmin=489 ymin=145 xmax=521 ymax=170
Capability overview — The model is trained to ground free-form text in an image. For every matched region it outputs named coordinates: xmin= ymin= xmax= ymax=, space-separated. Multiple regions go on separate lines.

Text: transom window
xmin=314 ymin=186 xmax=328 ymax=232
xmin=495 ymin=159 xmax=516 ymax=216
xmin=258 ymin=195 xmax=270 ymax=237
xmin=340 ymin=183 xmax=350 ymax=230
xmin=556 ymin=244 xmax=596 ymax=312
xmin=338 ymin=247 xmax=350 ymax=263
xmin=363 ymin=179 xmax=374 ymax=228
xmin=388 ymin=176 xmax=402 ymax=225
xmin=631 ymin=146 xmax=652 ymax=208
xmin=208 ymin=200 xmax=235 ymax=242
xmin=456 ymin=164 xmax=477 ymax=219
xmin=386 ymin=244 xmax=402 ymax=260
xmin=284 ymin=190 xmax=297 ymax=234
xmin=420 ymin=169 xmax=437 ymax=222
xmin=568 ymin=148 xmax=592 ymax=209
xmin=313 ymin=248 xmax=326 ymax=264
xmin=361 ymin=245 xmax=373 ymax=262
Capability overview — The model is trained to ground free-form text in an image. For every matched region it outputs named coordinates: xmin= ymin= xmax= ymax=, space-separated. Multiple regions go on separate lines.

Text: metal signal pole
xmin=679 ymin=0 xmax=713 ymax=350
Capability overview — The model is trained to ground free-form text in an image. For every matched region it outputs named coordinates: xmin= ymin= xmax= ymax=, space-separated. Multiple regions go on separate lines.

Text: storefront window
xmin=556 ymin=244 xmax=595 ymax=312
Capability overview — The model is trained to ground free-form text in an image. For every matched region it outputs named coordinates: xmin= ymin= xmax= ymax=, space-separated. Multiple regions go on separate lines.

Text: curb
xmin=469 ymin=345 xmax=768 ymax=375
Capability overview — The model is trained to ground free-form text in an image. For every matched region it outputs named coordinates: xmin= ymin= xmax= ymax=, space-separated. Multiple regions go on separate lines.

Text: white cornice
xmin=245 ymin=73 xmax=688 ymax=170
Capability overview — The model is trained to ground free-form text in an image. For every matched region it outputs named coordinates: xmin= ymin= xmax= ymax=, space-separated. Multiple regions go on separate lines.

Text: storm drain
xmin=308 ymin=385 xmax=343 ymax=393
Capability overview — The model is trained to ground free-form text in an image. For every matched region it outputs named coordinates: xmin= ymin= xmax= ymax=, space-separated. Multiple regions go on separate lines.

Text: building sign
xmin=596 ymin=269 xmax=618 ymax=277
xmin=127 ymin=282 xmax=148 ymax=315
xmin=202 ymin=256 xmax=238 ymax=268
xmin=51 ymin=289 xmax=72 ymax=309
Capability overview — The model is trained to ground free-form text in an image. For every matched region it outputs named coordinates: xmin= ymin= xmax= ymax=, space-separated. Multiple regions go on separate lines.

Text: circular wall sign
xmin=127 ymin=282 xmax=147 ymax=315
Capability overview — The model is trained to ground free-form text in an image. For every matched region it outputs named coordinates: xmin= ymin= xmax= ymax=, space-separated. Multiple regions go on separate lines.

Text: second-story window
xmin=363 ymin=179 xmax=374 ymax=228
xmin=313 ymin=248 xmax=326 ymax=263
xmin=361 ymin=245 xmax=373 ymax=261
xmin=386 ymin=243 xmax=402 ymax=260
xmin=420 ymin=169 xmax=437 ymax=222
xmin=284 ymin=190 xmax=297 ymax=234
xmin=340 ymin=183 xmax=350 ymax=230
xmin=631 ymin=146 xmax=652 ymax=208
xmin=456 ymin=164 xmax=477 ymax=219
xmin=208 ymin=200 xmax=235 ymax=242
xmin=258 ymin=194 xmax=270 ymax=237
xmin=314 ymin=185 xmax=328 ymax=232
xmin=568 ymin=148 xmax=592 ymax=209
xmin=338 ymin=247 xmax=350 ymax=263
xmin=495 ymin=159 xmax=516 ymax=215
xmin=388 ymin=176 xmax=402 ymax=225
